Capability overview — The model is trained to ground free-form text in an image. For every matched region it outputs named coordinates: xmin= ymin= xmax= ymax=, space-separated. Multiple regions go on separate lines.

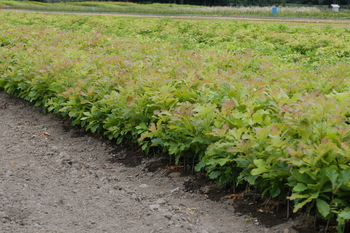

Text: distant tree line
xmin=147 ymin=0 xmax=348 ymax=6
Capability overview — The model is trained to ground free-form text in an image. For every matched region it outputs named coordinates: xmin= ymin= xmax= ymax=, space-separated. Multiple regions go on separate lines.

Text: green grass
xmin=1 ymin=1 xmax=350 ymax=19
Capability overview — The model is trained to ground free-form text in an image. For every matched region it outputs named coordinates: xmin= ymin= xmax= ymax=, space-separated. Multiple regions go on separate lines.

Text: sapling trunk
xmin=265 ymin=195 xmax=272 ymax=208
xmin=276 ymin=197 xmax=280 ymax=213
xmin=302 ymin=211 xmax=308 ymax=222
xmin=244 ymin=183 xmax=249 ymax=197
xmin=232 ymin=178 xmax=236 ymax=193
xmin=192 ymin=156 xmax=195 ymax=174
xmin=313 ymin=209 xmax=317 ymax=229
xmin=325 ymin=218 xmax=330 ymax=233
xmin=325 ymin=193 xmax=335 ymax=233
xmin=286 ymin=190 xmax=291 ymax=219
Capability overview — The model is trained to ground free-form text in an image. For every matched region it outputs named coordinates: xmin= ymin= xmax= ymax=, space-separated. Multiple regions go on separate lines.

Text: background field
xmin=1 ymin=9 xmax=350 ymax=231
xmin=1 ymin=0 xmax=350 ymax=19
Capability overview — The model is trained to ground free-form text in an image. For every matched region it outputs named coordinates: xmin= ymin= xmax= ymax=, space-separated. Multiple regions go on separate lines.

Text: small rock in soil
xmin=162 ymin=213 xmax=172 ymax=220
xmin=149 ymin=204 xmax=160 ymax=211
xmin=156 ymin=198 xmax=167 ymax=205
xmin=5 ymin=170 xmax=13 ymax=177
xmin=170 ymin=187 xmax=179 ymax=193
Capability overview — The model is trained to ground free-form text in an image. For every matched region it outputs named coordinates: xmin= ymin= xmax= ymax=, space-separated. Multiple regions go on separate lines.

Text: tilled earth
xmin=0 ymin=90 xmax=304 ymax=232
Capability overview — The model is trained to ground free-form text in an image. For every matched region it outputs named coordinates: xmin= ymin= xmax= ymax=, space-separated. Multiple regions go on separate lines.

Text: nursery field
xmin=1 ymin=11 xmax=350 ymax=231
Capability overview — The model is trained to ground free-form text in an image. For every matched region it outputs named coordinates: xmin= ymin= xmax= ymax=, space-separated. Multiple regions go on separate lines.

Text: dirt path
xmin=0 ymin=91 xmax=302 ymax=232
xmin=2 ymin=9 xmax=350 ymax=24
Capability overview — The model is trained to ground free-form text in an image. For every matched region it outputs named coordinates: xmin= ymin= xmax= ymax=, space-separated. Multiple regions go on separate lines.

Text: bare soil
xmin=0 ymin=90 xmax=308 ymax=233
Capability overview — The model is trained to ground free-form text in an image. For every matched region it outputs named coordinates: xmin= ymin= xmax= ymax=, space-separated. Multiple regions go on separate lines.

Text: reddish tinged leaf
xmin=38 ymin=132 xmax=50 ymax=136
xmin=321 ymin=137 xmax=329 ymax=144
xmin=228 ymin=194 xmax=244 ymax=200
xmin=163 ymin=165 xmax=183 ymax=172
xmin=286 ymin=146 xmax=303 ymax=157
xmin=126 ymin=96 xmax=133 ymax=103
xmin=226 ymin=147 xmax=239 ymax=153
xmin=271 ymin=124 xmax=278 ymax=132
xmin=0 ymin=103 xmax=9 ymax=109
xmin=341 ymin=142 xmax=349 ymax=150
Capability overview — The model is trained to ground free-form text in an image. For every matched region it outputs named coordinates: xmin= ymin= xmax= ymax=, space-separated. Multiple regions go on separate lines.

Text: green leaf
xmin=270 ymin=186 xmax=281 ymax=198
xmin=337 ymin=209 xmax=350 ymax=231
xmin=135 ymin=122 xmax=148 ymax=130
xmin=325 ymin=168 xmax=339 ymax=190
xmin=194 ymin=161 xmax=205 ymax=172
xmin=246 ymin=174 xmax=258 ymax=185
xmin=292 ymin=191 xmax=319 ymax=213
xmin=293 ymin=183 xmax=308 ymax=192
xmin=90 ymin=124 xmax=99 ymax=133
xmin=292 ymin=169 xmax=315 ymax=184
xmin=209 ymin=171 xmax=222 ymax=179
xmin=316 ymin=198 xmax=330 ymax=218
xmin=253 ymin=159 xmax=266 ymax=167
xmin=338 ymin=168 xmax=350 ymax=189
xmin=141 ymin=143 xmax=148 ymax=151
xmin=289 ymin=193 xmax=310 ymax=200
xmin=251 ymin=167 xmax=268 ymax=175
xmin=338 ymin=210 xmax=350 ymax=221
xmin=254 ymin=126 xmax=269 ymax=142
xmin=150 ymin=138 xmax=163 ymax=146
xmin=217 ymin=158 xmax=230 ymax=166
